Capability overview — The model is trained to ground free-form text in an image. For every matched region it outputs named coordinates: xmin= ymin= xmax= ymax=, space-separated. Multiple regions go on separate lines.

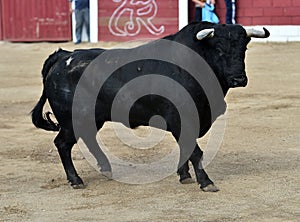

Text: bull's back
xmin=43 ymin=48 xmax=105 ymax=129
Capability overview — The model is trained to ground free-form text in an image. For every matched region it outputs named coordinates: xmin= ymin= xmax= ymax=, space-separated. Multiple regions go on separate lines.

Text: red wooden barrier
xmin=182 ymin=0 xmax=300 ymax=26
xmin=215 ymin=0 xmax=300 ymax=26
xmin=1 ymin=0 xmax=71 ymax=42
xmin=0 ymin=0 xmax=299 ymax=42
xmin=0 ymin=0 xmax=2 ymax=40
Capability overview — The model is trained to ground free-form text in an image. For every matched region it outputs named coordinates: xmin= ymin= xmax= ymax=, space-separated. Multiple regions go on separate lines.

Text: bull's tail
xmin=31 ymin=49 xmax=69 ymax=131
xmin=31 ymin=90 xmax=59 ymax=131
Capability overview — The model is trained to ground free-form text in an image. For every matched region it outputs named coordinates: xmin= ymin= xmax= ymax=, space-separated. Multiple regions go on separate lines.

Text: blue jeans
xmin=224 ymin=0 xmax=235 ymax=24
xmin=75 ymin=8 xmax=90 ymax=42
xmin=195 ymin=7 xmax=202 ymax=22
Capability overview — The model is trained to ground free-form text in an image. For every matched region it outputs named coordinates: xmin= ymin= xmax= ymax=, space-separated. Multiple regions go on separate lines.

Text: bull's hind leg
xmin=80 ymin=122 xmax=112 ymax=179
xmin=189 ymin=147 xmax=219 ymax=192
xmin=81 ymin=135 xmax=112 ymax=179
xmin=54 ymin=129 xmax=84 ymax=188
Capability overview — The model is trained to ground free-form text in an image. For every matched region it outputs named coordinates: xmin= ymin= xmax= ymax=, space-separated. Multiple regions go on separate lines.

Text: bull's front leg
xmin=167 ymin=118 xmax=217 ymax=191
xmin=189 ymin=147 xmax=219 ymax=192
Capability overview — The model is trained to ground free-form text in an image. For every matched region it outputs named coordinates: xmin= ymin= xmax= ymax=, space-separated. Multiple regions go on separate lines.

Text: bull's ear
xmin=245 ymin=27 xmax=270 ymax=38
xmin=196 ymin=28 xmax=215 ymax=40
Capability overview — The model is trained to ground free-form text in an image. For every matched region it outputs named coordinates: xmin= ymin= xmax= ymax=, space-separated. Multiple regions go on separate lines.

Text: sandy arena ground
xmin=0 ymin=40 xmax=299 ymax=222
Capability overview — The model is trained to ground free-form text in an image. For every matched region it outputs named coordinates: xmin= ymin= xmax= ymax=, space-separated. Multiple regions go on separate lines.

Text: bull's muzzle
xmin=229 ymin=75 xmax=248 ymax=88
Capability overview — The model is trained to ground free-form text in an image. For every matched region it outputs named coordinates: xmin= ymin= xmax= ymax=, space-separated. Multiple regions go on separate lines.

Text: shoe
xmin=75 ymin=40 xmax=81 ymax=45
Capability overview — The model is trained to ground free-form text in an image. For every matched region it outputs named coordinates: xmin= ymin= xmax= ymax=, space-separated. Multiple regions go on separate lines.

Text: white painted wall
xmin=90 ymin=0 xmax=98 ymax=43
xmin=178 ymin=0 xmax=189 ymax=30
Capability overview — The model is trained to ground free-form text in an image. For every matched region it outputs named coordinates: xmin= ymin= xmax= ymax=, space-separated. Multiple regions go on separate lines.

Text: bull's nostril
xmin=231 ymin=75 xmax=248 ymax=87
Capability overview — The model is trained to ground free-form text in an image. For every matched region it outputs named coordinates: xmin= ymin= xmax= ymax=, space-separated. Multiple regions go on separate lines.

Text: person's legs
xmin=224 ymin=0 xmax=232 ymax=24
xmin=83 ymin=8 xmax=90 ymax=41
xmin=75 ymin=9 xmax=84 ymax=43
xmin=195 ymin=7 xmax=202 ymax=22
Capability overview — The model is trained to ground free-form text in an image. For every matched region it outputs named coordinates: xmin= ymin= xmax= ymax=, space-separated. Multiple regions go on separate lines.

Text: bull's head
xmin=195 ymin=25 xmax=270 ymax=90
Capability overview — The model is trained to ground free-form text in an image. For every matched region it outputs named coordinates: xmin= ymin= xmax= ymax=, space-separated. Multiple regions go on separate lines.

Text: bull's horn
xmin=246 ymin=27 xmax=270 ymax=38
xmin=196 ymin=28 xmax=215 ymax=40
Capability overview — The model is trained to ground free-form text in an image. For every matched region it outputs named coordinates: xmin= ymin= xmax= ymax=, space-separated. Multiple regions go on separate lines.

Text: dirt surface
xmin=0 ymin=40 xmax=299 ymax=222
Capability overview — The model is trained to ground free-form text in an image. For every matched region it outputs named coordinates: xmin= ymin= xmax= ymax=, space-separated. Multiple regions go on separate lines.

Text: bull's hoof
xmin=101 ymin=171 xmax=112 ymax=180
xmin=180 ymin=177 xmax=195 ymax=184
xmin=69 ymin=176 xmax=85 ymax=189
xmin=201 ymin=184 xmax=219 ymax=192
xmin=71 ymin=183 xmax=86 ymax=189
xmin=179 ymin=173 xmax=193 ymax=184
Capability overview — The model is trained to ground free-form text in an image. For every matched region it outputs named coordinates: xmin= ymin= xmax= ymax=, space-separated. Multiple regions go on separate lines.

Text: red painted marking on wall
xmin=98 ymin=0 xmax=178 ymax=42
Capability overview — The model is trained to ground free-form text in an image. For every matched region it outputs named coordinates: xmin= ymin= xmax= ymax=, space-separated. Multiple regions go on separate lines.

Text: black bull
xmin=32 ymin=22 xmax=269 ymax=191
